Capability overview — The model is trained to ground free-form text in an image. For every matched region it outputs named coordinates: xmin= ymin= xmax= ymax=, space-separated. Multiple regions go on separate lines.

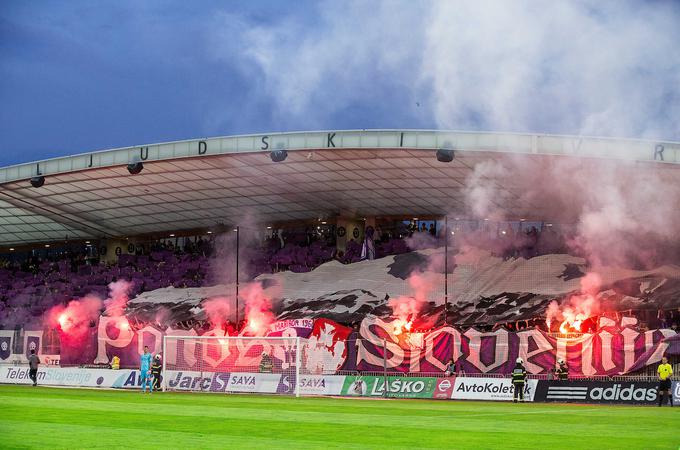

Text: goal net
xmin=162 ymin=335 xmax=301 ymax=396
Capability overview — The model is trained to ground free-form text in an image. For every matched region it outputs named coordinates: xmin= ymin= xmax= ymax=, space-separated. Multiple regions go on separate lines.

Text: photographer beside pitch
xmin=657 ymin=356 xmax=673 ymax=407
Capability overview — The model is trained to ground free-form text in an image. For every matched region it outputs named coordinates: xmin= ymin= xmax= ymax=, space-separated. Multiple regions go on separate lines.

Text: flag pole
xmin=444 ymin=216 xmax=448 ymax=325
xmin=236 ymin=225 xmax=240 ymax=329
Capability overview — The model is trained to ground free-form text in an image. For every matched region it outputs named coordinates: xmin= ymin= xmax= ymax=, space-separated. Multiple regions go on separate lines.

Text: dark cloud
xmin=1 ymin=0 xmax=679 ymax=166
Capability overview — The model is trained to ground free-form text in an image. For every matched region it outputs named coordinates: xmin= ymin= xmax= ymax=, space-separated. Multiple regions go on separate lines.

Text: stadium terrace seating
xmin=0 ymin=249 xmax=208 ymax=328
xmin=0 ymin=222 xmax=575 ymax=329
xmin=0 ymin=236 xmax=343 ymax=327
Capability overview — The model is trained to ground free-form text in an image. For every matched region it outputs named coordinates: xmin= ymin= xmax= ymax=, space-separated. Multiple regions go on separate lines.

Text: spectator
xmin=259 ymin=351 xmax=273 ymax=373
xmin=444 ymin=358 xmax=455 ymax=376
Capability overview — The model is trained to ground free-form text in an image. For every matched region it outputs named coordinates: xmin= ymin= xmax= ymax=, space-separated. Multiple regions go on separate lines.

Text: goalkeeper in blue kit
xmin=140 ymin=346 xmax=153 ymax=393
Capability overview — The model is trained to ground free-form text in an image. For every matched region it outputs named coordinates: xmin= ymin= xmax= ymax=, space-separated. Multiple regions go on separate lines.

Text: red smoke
xmin=47 ymin=280 xmax=133 ymax=344
xmin=203 ymin=297 xmax=232 ymax=329
xmin=103 ymin=280 xmax=132 ymax=317
xmin=48 ymin=295 xmax=102 ymax=341
xmin=388 ymin=272 xmax=437 ymax=335
xmin=241 ymin=282 xmax=275 ymax=336
xmin=102 ymin=279 xmax=133 ymax=332
xmin=546 ymin=272 xmax=602 ymax=333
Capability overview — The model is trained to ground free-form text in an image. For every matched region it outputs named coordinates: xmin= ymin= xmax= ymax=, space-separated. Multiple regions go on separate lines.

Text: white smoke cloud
xmin=208 ymin=1 xmax=427 ymax=128
xmin=212 ymin=0 xmax=680 ymax=140
xmin=463 ymin=160 xmax=508 ymax=220
xmin=423 ymin=0 xmax=680 ymax=139
xmin=460 ymin=152 xmax=680 ymax=268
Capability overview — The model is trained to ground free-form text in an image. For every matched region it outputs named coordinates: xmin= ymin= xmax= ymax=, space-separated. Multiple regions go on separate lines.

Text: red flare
xmin=118 ymin=318 xmax=130 ymax=331
xmin=58 ymin=313 xmax=69 ymax=330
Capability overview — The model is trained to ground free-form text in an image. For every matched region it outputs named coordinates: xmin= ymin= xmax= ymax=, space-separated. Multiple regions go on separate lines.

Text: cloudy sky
xmin=1 ymin=0 xmax=679 ymax=166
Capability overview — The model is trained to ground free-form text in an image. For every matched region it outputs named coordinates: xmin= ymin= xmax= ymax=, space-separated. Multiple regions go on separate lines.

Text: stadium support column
xmin=236 ymin=226 xmax=240 ymax=329
xmin=161 ymin=335 xmax=167 ymax=392
xmin=383 ymin=339 xmax=388 ymax=399
xmin=444 ymin=216 xmax=448 ymax=325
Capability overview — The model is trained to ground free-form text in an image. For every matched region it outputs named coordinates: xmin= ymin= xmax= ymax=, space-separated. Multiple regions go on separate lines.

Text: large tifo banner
xmin=66 ymin=315 xmax=679 ymax=376
xmin=353 ymin=317 xmax=678 ymax=376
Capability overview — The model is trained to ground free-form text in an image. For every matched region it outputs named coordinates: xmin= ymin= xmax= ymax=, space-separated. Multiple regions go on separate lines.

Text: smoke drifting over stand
xmin=207 ymin=214 xmax=280 ymax=334
xmin=462 ymin=155 xmax=680 ymax=269
xmin=48 ymin=296 xmax=102 ymax=341
xmin=46 ymin=280 xmax=134 ymax=347
xmin=104 ymin=280 xmax=133 ymax=318
xmin=461 ymin=153 xmax=680 ymax=330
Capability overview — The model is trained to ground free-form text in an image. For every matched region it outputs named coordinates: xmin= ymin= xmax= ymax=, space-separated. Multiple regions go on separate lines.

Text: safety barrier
xmin=1 ymin=366 xmax=675 ymax=405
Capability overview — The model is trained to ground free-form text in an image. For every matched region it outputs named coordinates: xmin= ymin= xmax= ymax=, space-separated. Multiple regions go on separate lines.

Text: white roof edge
xmin=1 ymin=129 xmax=679 ymax=184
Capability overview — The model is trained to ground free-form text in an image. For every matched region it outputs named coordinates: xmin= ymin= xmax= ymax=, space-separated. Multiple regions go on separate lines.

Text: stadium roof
xmin=1 ymin=130 xmax=679 ymax=247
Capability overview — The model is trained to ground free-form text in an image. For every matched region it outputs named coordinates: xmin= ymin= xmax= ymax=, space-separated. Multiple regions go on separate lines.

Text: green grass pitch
xmin=0 ymin=385 xmax=677 ymax=449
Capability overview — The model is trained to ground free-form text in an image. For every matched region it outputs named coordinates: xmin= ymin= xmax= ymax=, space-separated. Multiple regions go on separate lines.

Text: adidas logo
xmin=588 ymin=384 xmax=656 ymax=402
xmin=547 ymin=386 xmax=587 ymax=400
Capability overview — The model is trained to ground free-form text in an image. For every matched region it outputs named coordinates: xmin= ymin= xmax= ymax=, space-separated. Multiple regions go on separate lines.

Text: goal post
xmin=161 ymin=335 xmax=301 ymax=396
xmin=295 ymin=336 xmax=301 ymax=398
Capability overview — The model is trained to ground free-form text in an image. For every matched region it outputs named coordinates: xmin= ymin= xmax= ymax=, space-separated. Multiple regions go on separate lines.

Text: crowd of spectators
xmin=2 ymin=219 xmax=679 ymax=334
xmin=448 ymin=224 xmax=569 ymax=260
xmin=0 ymin=225 xmax=416 ymax=328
